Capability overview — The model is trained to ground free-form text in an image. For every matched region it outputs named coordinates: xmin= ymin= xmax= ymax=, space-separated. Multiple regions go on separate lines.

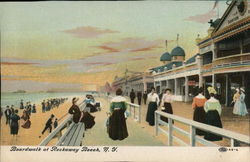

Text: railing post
xmin=189 ymin=125 xmax=196 ymax=146
xmin=138 ymin=105 xmax=141 ymax=123
xmin=155 ymin=112 xmax=159 ymax=136
xmin=129 ymin=104 xmax=132 ymax=116
xmin=230 ymin=138 xmax=235 ymax=147
xmin=57 ymin=130 xmax=62 ymax=140
xmin=168 ymin=118 xmax=173 ymax=146
xmin=133 ymin=105 xmax=136 ymax=119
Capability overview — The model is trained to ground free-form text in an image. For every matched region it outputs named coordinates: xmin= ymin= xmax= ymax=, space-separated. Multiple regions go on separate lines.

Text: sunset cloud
xmin=63 ymin=26 xmax=119 ymax=38
xmin=1 ymin=62 xmax=39 ymax=65
xmin=93 ymin=37 xmax=163 ymax=54
xmin=184 ymin=10 xmax=216 ymax=24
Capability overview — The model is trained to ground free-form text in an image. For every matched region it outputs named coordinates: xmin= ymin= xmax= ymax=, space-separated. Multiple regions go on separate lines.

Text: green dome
xmin=171 ymin=46 xmax=185 ymax=56
xmin=160 ymin=52 xmax=171 ymax=61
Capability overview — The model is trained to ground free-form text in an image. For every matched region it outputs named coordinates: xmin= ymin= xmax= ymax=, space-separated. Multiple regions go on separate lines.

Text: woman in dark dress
xmin=108 ymin=88 xmax=128 ymax=140
xmin=10 ymin=109 xmax=21 ymax=138
xmin=192 ymin=88 xmax=207 ymax=136
xmin=146 ymin=87 xmax=159 ymax=126
xmin=160 ymin=88 xmax=174 ymax=123
xmin=68 ymin=97 xmax=95 ymax=129
xmin=21 ymin=110 xmax=31 ymax=129
xmin=204 ymin=87 xmax=223 ymax=141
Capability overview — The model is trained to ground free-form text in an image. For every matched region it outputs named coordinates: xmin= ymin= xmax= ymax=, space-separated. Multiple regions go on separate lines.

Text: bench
xmin=56 ymin=122 xmax=85 ymax=146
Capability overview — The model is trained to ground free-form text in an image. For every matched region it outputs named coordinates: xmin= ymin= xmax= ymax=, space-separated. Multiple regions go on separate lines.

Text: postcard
xmin=1 ymin=0 xmax=250 ymax=162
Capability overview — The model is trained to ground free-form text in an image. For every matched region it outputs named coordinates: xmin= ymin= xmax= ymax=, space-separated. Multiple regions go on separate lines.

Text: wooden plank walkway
xmin=81 ymin=97 xmax=164 ymax=146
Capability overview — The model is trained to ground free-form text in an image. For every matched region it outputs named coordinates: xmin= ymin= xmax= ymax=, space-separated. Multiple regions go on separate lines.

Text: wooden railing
xmin=39 ymin=102 xmax=86 ymax=146
xmin=155 ymin=110 xmax=250 ymax=147
xmin=107 ymin=95 xmax=141 ymax=123
xmin=213 ymin=53 xmax=250 ymax=67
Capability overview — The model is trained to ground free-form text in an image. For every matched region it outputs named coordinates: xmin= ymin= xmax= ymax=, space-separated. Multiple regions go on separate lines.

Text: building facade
xmin=197 ymin=0 xmax=250 ymax=107
xmin=151 ymin=0 xmax=250 ymax=108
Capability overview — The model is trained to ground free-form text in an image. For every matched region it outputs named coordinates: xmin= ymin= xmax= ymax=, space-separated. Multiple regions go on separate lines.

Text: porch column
xmin=225 ymin=74 xmax=229 ymax=106
xmin=185 ymin=76 xmax=189 ymax=102
xmin=143 ymin=76 xmax=147 ymax=92
xmin=199 ymin=74 xmax=203 ymax=88
xmin=174 ymin=78 xmax=178 ymax=96
xmin=212 ymin=74 xmax=216 ymax=87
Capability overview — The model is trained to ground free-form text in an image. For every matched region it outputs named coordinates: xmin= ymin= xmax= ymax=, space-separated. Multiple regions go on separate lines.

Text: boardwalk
xmin=82 ymin=97 xmax=164 ymax=146
xmin=1 ymin=95 xmax=249 ymax=146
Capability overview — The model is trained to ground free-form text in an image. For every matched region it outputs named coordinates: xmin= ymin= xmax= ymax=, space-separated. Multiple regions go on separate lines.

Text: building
xmin=151 ymin=45 xmax=203 ymax=102
xmin=197 ymin=0 xmax=250 ymax=108
xmin=151 ymin=0 xmax=250 ymax=108
xmin=111 ymin=73 xmax=154 ymax=96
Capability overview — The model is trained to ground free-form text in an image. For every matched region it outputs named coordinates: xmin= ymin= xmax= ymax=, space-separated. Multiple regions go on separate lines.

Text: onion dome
xmin=160 ymin=52 xmax=171 ymax=61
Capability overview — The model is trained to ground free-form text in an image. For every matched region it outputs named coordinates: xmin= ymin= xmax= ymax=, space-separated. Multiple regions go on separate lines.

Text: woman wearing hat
xmin=68 ymin=97 xmax=95 ymax=130
xmin=160 ymin=88 xmax=174 ymax=123
xmin=238 ymin=88 xmax=248 ymax=116
xmin=204 ymin=86 xmax=223 ymax=141
xmin=192 ymin=87 xmax=207 ymax=136
xmin=232 ymin=88 xmax=241 ymax=115
xmin=146 ymin=87 xmax=160 ymax=126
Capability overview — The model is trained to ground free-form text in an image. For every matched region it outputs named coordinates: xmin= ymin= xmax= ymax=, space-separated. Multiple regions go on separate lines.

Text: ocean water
xmin=0 ymin=92 xmax=90 ymax=110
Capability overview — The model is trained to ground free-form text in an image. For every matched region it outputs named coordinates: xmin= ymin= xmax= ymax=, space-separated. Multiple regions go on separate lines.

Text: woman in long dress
xmin=192 ymin=87 xmax=207 ymax=136
xmin=68 ymin=97 xmax=95 ymax=130
xmin=160 ymin=88 xmax=174 ymax=123
xmin=108 ymin=88 xmax=128 ymax=140
xmin=204 ymin=87 xmax=223 ymax=141
xmin=238 ymin=88 xmax=248 ymax=116
xmin=232 ymin=89 xmax=241 ymax=115
xmin=21 ymin=110 xmax=31 ymax=129
xmin=10 ymin=109 xmax=21 ymax=139
xmin=146 ymin=87 xmax=159 ymax=126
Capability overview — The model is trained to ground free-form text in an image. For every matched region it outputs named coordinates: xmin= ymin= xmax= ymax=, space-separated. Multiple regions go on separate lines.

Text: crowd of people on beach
xmin=41 ymin=98 xmax=68 ymax=113
xmin=1 ymin=97 xmax=68 ymax=141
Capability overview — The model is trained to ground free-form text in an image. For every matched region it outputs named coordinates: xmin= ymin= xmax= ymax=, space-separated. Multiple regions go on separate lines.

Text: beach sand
xmin=0 ymin=96 xmax=81 ymax=146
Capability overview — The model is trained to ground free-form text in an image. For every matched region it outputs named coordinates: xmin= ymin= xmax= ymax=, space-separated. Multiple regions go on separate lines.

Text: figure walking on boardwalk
xmin=160 ymin=88 xmax=174 ymax=123
xmin=204 ymin=86 xmax=223 ymax=141
xmin=137 ymin=91 xmax=142 ymax=105
xmin=68 ymin=97 xmax=95 ymax=130
xmin=146 ymin=87 xmax=159 ymax=126
xmin=108 ymin=88 xmax=128 ymax=140
xmin=233 ymin=88 xmax=248 ymax=116
xmin=129 ymin=89 xmax=136 ymax=104
xmin=232 ymin=88 xmax=241 ymax=115
xmin=192 ymin=87 xmax=207 ymax=136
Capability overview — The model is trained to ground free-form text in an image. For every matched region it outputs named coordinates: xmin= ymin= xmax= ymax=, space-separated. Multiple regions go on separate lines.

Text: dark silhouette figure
xmin=129 ymin=89 xmax=136 ymax=103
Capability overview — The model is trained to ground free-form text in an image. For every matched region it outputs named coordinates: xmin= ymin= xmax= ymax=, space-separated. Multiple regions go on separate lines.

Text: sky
xmin=0 ymin=1 xmax=228 ymax=92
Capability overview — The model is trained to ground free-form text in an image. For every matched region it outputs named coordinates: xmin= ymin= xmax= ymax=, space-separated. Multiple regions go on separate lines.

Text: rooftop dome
xmin=160 ymin=52 xmax=171 ymax=61
xmin=171 ymin=46 xmax=185 ymax=56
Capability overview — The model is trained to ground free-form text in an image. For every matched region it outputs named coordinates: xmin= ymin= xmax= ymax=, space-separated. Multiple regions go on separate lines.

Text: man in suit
xmin=129 ymin=89 xmax=136 ymax=103
xmin=4 ymin=106 xmax=11 ymax=125
xmin=137 ymin=91 xmax=142 ymax=105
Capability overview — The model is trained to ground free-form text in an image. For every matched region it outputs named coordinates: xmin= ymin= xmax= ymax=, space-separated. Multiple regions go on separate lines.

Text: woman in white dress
xmin=238 ymin=88 xmax=248 ymax=116
xmin=232 ymin=89 xmax=241 ymax=115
